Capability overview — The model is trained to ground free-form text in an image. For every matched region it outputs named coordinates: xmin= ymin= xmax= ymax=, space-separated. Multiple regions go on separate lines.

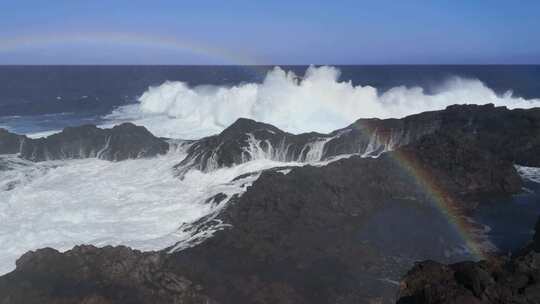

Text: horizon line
xmin=0 ymin=63 xmax=539 ymax=66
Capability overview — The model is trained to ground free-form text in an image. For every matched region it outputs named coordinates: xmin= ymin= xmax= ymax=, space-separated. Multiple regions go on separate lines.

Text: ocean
xmin=1 ymin=65 xmax=540 ymax=137
xmin=0 ymin=65 xmax=539 ymax=275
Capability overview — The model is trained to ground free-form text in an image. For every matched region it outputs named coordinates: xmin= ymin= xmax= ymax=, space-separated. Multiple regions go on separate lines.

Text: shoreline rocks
xmin=397 ymin=217 xmax=540 ymax=304
xmin=175 ymin=104 xmax=540 ymax=177
xmin=0 ymin=123 xmax=169 ymax=162
xmin=0 ymin=104 xmax=539 ymax=303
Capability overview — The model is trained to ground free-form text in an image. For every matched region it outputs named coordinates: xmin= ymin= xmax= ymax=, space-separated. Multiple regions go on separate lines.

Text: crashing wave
xmin=0 ymin=146 xmax=308 ymax=275
xmin=104 ymin=65 xmax=540 ymax=139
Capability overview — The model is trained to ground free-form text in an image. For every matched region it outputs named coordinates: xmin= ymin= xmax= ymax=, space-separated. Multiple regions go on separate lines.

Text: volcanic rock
xmin=175 ymin=104 xmax=540 ymax=176
xmin=0 ymin=128 xmax=25 ymax=155
xmin=174 ymin=118 xmax=327 ymax=176
xmin=396 ymin=217 xmax=540 ymax=304
xmin=0 ymin=245 xmax=217 ymax=304
xmin=0 ymin=105 xmax=537 ymax=304
xmin=0 ymin=123 xmax=169 ymax=161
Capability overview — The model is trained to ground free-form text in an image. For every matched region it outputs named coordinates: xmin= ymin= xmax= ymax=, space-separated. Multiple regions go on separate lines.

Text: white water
xmin=26 ymin=129 xmax=61 ymax=139
xmin=0 ymin=155 xmax=54 ymax=191
xmin=516 ymin=165 xmax=540 ymax=184
xmin=0 ymin=150 xmax=305 ymax=275
xmin=4 ymin=65 xmax=540 ymax=277
xmin=104 ymin=65 xmax=540 ymax=139
xmin=0 ymin=117 xmax=365 ymax=276
xmin=239 ymin=132 xmax=339 ymax=164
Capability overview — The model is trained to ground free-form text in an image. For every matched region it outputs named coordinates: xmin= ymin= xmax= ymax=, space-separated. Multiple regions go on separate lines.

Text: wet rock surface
xmin=0 ymin=123 xmax=169 ymax=162
xmin=0 ymin=104 xmax=539 ymax=303
xmin=0 ymin=129 xmax=25 ymax=155
xmin=0 ymin=245 xmax=217 ymax=304
xmin=161 ymin=127 xmax=521 ymax=304
xmin=0 ymin=122 xmax=524 ymax=303
xmin=397 ymin=217 xmax=540 ymax=304
xmin=336 ymin=104 xmax=540 ymax=167
xmin=175 ymin=104 xmax=540 ymax=176
xmin=174 ymin=118 xmax=326 ymax=177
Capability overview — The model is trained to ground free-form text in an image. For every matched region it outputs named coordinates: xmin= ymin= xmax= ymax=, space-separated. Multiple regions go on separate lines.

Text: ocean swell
xmin=104 ymin=65 xmax=540 ymax=139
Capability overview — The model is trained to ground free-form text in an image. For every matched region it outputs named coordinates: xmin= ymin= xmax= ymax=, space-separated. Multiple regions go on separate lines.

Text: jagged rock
xmin=4 ymin=123 xmax=169 ymax=161
xmin=534 ymin=219 xmax=540 ymax=252
xmin=174 ymin=118 xmax=327 ymax=176
xmin=175 ymin=104 xmax=540 ymax=176
xmin=0 ymin=129 xmax=522 ymax=303
xmin=0 ymin=245 xmax=218 ymax=304
xmin=397 ymin=131 xmax=522 ymax=199
xmin=438 ymin=104 xmax=540 ymax=166
xmin=173 ymin=114 xmax=440 ymax=176
xmin=160 ymin=134 xmax=521 ymax=303
xmin=324 ymin=110 xmax=442 ymax=158
xmin=0 ymin=105 xmax=537 ymax=304
xmin=4 ymin=104 xmax=540 ymax=168
xmin=0 ymin=128 xmax=25 ymax=155
xmin=397 ymin=217 xmax=540 ymax=304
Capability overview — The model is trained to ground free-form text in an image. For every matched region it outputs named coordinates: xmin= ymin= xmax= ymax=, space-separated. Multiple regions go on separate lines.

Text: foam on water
xmin=0 ymin=155 xmax=55 ymax=191
xmin=3 ymin=65 xmax=540 ymax=278
xmin=516 ymin=165 xmax=540 ymax=184
xmin=0 ymin=150 xmax=304 ymax=275
xmin=26 ymin=129 xmax=62 ymax=139
xmin=104 ymin=65 xmax=540 ymax=139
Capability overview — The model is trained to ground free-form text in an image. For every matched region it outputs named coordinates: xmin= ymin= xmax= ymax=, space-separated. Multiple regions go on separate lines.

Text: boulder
xmin=16 ymin=123 xmax=169 ymax=161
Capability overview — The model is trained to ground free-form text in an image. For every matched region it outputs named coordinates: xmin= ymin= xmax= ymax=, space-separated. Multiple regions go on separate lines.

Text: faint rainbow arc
xmin=392 ymin=149 xmax=488 ymax=260
xmin=356 ymin=121 xmax=489 ymax=260
xmin=0 ymin=32 xmax=265 ymax=67
xmin=0 ymin=43 xmax=488 ymax=258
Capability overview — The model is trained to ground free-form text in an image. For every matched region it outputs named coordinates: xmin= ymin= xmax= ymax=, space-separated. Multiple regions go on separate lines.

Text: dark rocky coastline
xmin=175 ymin=104 xmax=540 ymax=178
xmin=0 ymin=129 xmax=25 ymax=155
xmin=0 ymin=104 xmax=539 ymax=303
xmin=396 ymin=218 xmax=540 ymax=304
xmin=0 ymin=123 xmax=169 ymax=162
xmin=0 ymin=245 xmax=217 ymax=304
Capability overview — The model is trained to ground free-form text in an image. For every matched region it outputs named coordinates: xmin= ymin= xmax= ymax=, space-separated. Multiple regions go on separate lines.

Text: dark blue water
xmin=1 ymin=65 xmax=540 ymax=135
xmin=358 ymin=180 xmax=540 ymax=259
xmin=472 ymin=180 xmax=540 ymax=254
xmin=358 ymin=202 xmax=475 ymax=263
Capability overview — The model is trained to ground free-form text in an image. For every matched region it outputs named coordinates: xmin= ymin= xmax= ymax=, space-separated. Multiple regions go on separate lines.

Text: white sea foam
xmin=516 ymin=165 xmax=540 ymax=184
xmin=0 ymin=150 xmax=304 ymax=275
xmin=4 ymin=66 xmax=540 ymax=277
xmin=26 ymin=129 xmax=62 ymax=138
xmin=0 ymin=155 xmax=55 ymax=191
xmin=104 ymin=65 xmax=540 ymax=139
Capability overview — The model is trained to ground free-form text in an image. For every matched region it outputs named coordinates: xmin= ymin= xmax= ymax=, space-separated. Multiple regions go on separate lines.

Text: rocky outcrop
xmin=323 ymin=110 xmax=442 ymax=158
xmin=173 ymin=114 xmax=441 ymax=176
xmin=0 ymin=126 xmax=521 ymax=304
xmin=0 ymin=104 xmax=537 ymax=304
xmin=1 ymin=123 xmax=169 ymax=162
xmin=397 ymin=217 xmax=540 ymax=304
xmin=4 ymin=104 xmax=540 ymax=167
xmin=163 ymin=130 xmax=521 ymax=303
xmin=397 ymin=131 xmax=522 ymax=199
xmin=0 ymin=245 xmax=217 ymax=304
xmin=175 ymin=104 xmax=540 ymax=176
xmin=436 ymin=104 xmax=540 ymax=167
xmin=174 ymin=118 xmax=328 ymax=177
xmin=0 ymin=128 xmax=25 ymax=154
xmin=331 ymin=104 xmax=540 ymax=166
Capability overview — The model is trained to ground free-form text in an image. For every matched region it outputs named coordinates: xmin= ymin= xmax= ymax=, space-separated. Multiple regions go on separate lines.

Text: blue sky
xmin=0 ymin=0 xmax=539 ymax=64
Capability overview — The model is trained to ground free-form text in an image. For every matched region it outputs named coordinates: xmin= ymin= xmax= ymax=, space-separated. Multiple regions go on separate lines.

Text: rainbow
xmin=354 ymin=121 xmax=491 ymax=260
xmin=0 ymin=36 xmax=490 ymax=258
xmin=0 ymin=32 xmax=265 ymax=68
xmin=390 ymin=146 xmax=489 ymax=260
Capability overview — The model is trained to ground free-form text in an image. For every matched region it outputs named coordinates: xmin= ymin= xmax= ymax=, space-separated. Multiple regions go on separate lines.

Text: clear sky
xmin=0 ymin=0 xmax=539 ymax=64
